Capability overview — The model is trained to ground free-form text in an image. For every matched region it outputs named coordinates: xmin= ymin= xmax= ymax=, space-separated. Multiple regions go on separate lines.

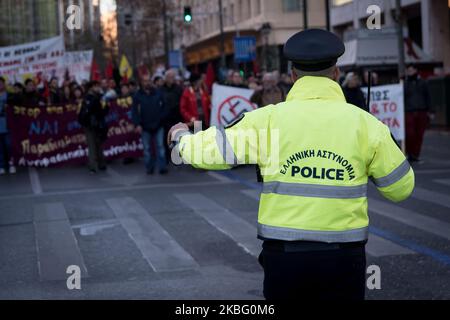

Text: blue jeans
xmin=0 ymin=133 xmax=11 ymax=170
xmin=141 ymin=128 xmax=167 ymax=172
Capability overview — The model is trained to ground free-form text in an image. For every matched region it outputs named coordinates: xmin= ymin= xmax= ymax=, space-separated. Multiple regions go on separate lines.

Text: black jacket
xmin=404 ymin=75 xmax=430 ymax=112
xmin=78 ymin=92 xmax=109 ymax=137
xmin=161 ymin=84 xmax=182 ymax=126
xmin=131 ymin=88 xmax=167 ymax=132
xmin=343 ymin=86 xmax=368 ymax=112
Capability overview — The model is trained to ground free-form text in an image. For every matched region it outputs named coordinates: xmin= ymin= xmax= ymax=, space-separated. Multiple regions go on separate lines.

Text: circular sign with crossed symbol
xmin=217 ymin=95 xmax=257 ymax=126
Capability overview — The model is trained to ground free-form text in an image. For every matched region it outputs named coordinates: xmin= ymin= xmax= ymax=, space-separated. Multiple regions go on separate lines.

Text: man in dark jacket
xmin=161 ymin=69 xmax=183 ymax=162
xmin=78 ymin=81 xmax=109 ymax=173
xmin=404 ymin=65 xmax=431 ymax=162
xmin=342 ymin=72 xmax=368 ymax=112
xmin=132 ymin=76 xmax=168 ymax=175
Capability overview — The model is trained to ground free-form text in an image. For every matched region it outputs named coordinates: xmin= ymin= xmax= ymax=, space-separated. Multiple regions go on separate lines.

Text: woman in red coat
xmin=180 ymin=73 xmax=211 ymax=128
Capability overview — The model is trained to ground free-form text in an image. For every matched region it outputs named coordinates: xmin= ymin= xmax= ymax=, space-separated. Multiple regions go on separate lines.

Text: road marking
xmin=434 ymin=179 xmax=450 ymax=187
xmin=175 ymin=193 xmax=261 ymax=257
xmin=369 ymin=198 xmax=450 ymax=240
xmin=207 ymin=171 xmax=234 ymax=183
xmin=414 ymin=169 xmax=450 ymax=174
xmin=411 ymin=186 xmax=450 ymax=209
xmin=106 ymin=197 xmax=197 ymax=272
xmin=102 ymin=167 xmax=141 ymax=187
xmin=0 ymin=180 xmax=233 ymax=201
xmin=241 ymin=189 xmax=260 ymax=201
xmin=33 ymin=202 xmax=88 ymax=281
xmin=366 ymin=234 xmax=415 ymax=257
xmin=28 ymin=168 xmax=42 ymax=194
xmin=71 ymin=219 xmax=119 ymax=236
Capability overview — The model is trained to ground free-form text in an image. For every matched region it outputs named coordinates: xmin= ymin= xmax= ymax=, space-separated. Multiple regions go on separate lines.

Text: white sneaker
xmin=0 ymin=168 xmax=5 ymax=175
xmin=9 ymin=166 xmax=16 ymax=174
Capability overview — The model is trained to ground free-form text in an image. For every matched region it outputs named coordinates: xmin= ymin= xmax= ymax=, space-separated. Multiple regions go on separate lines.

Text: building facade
xmin=173 ymin=0 xmax=327 ymax=73
xmin=330 ymin=0 xmax=450 ymax=74
xmin=0 ymin=0 xmax=59 ymax=46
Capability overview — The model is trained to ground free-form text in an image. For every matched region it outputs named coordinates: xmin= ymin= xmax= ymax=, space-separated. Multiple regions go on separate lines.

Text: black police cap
xmin=283 ymin=29 xmax=345 ymax=72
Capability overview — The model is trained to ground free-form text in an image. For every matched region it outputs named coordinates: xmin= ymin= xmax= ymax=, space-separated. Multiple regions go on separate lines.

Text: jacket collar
xmin=286 ymin=76 xmax=346 ymax=102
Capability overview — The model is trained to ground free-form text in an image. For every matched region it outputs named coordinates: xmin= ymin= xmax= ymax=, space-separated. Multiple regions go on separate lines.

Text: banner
xmin=362 ymin=83 xmax=405 ymax=141
xmin=0 ymin=36 xmax=65 ymax=83
xmin=210 ymin=84 xmax=257 ymax=127
xmin=56 ymin=50 xmax=93 ymax=85
xmin=6 ymin=97 xmax=143 ymax=167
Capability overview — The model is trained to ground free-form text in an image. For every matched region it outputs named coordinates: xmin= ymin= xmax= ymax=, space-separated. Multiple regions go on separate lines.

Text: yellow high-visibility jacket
xmin=174 ymin=76 xmax=415 ymax=243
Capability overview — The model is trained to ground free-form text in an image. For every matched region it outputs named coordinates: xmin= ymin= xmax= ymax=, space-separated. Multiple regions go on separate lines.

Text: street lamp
xmin=260 ymin=23 xmax=272 ymax=72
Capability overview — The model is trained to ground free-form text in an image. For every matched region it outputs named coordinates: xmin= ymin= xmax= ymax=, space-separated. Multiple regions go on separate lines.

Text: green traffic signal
xmin=184 ymin=6 xmax=192 ymax=23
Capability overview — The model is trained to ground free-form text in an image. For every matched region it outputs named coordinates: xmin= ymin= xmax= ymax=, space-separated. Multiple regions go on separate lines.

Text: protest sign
xmin=210 ymin=84 xmax=257 ymax=127
xmin=0 ymin=36 xmax=65 ymax=83
xmin=6 ymin=97 xmax=142 ymax=167
xmin=56 ymin=50 xmax=93 ymax=85
xmin=362 ymin=83 xmax=405 ymax=141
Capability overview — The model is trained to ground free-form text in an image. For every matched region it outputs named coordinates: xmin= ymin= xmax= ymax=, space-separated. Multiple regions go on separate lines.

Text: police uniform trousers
xmin=258 ymin=240 xmax=366 ymax=300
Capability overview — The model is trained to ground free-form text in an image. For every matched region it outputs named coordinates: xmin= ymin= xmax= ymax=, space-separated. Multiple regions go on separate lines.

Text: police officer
xmin=167 ymin=29 xmax=415 ymax=300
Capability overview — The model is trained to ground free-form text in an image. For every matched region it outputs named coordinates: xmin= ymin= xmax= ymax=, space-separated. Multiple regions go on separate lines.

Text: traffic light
xmin=124 ymin=13 xmax=133 ymax=26
xmin=184 ymin=6 xmax=192 ymax=23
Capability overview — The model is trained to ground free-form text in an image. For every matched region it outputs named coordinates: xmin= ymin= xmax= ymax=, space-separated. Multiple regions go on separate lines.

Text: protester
xmin=0 ymin=77 xmax=15 ymax=175
xmin=342 ymin=72 xmax=368 ymax=112
xmin=404 ymin=64 xmax=432 ymax=163
xmin=78 ymin=80 xmax=109 ymax=174
xmin=247 ymin=75 xmax=260 ymax=91
xmin=119 ymin=82 xmax=136 ymax=165
xmin=8 ymin=83 xmax=24 ymax=105
xmin=180 ymin=73 xmax=211 ymax=128
xmin=132 ymin=76 xmax=168 ymax=175
xmin=61 ymin=85 xmax=73 ymax=104
xmin=278 ymin=73 xmax=293 ymax=96
xmin=100 ymin=78 xmax=109 ymax=94
xmin=153 ymin=76 xmax=164 ymax=89
xmin=250 ymin=72 xmax=284 ymax=107
xmin=229 ymin=71 xmax=248 ymax=88
xmin=162 ymin=69 xmax=183 ymax=161
xmin=22 ymin=79 xmax=46 ymax=107
xmin=73 ymin=86 xmax=84 ymax=104
xmin=128 ymin=80 xmax=138 ymax=96
xmin=48 ymin=77 xmax=62 ymax=104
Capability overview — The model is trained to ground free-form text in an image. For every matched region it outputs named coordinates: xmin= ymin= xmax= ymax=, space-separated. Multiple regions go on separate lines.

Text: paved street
xmin=0 ymin=130 xmax=449 ymax=300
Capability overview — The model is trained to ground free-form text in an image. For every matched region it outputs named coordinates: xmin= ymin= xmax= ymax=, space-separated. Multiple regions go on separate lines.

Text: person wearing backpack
xmin=78 ymin=80 xmax=109 ymax=174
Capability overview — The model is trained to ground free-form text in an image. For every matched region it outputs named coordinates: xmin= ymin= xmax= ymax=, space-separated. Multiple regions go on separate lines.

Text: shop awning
xmin=337 ymin=37 xmax=433 ymax=67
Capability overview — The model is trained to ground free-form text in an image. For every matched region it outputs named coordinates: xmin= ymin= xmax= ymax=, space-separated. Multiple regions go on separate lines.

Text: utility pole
xmin=325 ymin=0 xmax=330 ymax=31
xmin=219 ymin=0 xmax=226 ymax=69
xmin=303 ymin=0 xmax=308 ymax=30
xmin=162 ymin=0 xmax=169 ymax=68
xmin=395 ymin=0 xmax=405 ymax=80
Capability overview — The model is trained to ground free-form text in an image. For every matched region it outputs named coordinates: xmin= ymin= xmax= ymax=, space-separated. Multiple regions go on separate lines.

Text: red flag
xmin=138 ymin=63 xmax=149 ymax=81
xmin=91 ymin=59 xmax=101 ymax=81
xmin=105 ymin=60 xmax=114 ymax=79
xmin=205 ymin=62 xmax=215 ymax=94
xmin=252 ymin=60 xmax=260 ymax=75
xmin=42 ymin=80 xmax=50 ymax=99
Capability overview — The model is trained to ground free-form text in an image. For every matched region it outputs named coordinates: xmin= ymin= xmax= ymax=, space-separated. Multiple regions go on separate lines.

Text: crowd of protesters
xmin=0 ymin=63 xmax=432 ymax=175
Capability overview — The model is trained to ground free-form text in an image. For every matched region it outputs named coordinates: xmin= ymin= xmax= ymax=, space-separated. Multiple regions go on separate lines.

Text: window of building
xmin=237 ymin=0 xmax=242 ymax=22
xmin=332 ymin=0 xmax=352 ymax=6
xmin=255 ymin=0 xmax=261 ymax=16
xmin=282 ymin=0 xmax=302 ymax=12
